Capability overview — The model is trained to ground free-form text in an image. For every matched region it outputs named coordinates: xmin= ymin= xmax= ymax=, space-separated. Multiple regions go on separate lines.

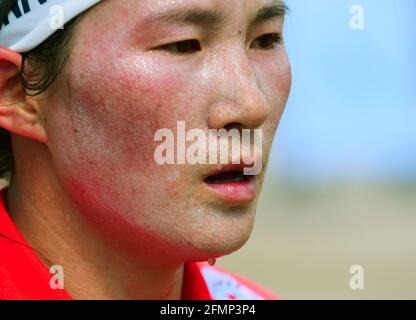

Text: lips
xmin=203 ymin=164 xmax=258 ymax=205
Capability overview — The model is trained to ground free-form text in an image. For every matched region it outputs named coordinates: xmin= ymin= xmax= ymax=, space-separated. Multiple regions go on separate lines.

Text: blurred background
xmin=218 ymin=0 xmax=416 ymax=299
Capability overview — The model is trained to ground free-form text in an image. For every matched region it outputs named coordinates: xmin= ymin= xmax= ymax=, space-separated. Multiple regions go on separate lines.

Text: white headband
xmin=0 ymin=0 xmax=101 ymax=53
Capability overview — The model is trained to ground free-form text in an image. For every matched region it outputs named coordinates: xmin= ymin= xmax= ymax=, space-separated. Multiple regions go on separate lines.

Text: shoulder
xmin=197 ymin=262 xmax=279 ymax=300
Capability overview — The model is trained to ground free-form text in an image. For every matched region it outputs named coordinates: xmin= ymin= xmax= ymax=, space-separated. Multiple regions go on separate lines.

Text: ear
xmin=0 ymin=47 xmax=47 ymax=144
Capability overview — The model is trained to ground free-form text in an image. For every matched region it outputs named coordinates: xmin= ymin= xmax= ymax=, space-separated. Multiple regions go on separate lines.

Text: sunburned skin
xmin=4 ymin=0 xmax=291 ymax=299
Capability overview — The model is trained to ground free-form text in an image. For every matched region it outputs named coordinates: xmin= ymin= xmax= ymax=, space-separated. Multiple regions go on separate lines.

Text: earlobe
xmin=0 ymin=47 xmax=48 ymax=144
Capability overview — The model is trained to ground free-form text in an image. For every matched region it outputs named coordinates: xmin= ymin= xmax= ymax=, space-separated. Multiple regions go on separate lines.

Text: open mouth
xmin=203 ymin=168 xmax=257 ymax=204
xmin=204 ymin=170 xmax=251 ymax=184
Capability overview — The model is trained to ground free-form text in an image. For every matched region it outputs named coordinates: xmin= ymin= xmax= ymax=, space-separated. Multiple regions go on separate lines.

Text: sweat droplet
xmin=208 ymin=258 xmax=217 ymax=266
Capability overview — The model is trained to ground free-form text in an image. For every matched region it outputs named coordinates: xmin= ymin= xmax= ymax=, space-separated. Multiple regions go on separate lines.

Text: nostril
xmin=224 ymin=123 xmax=244 ymax=132
xmin=207 ymin=96 xmax=269 ymax=130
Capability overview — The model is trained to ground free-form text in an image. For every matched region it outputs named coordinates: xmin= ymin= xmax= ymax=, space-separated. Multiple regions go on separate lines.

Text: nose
xmin=206 ymin=50 xmax=270 ymax=130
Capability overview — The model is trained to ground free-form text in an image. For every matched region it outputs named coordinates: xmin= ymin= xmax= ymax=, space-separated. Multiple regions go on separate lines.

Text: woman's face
xmin=44 ymin=0 xmax=291 ymax=262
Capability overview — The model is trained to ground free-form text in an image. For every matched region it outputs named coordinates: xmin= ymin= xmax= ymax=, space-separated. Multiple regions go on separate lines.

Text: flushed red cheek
xmin=67 ymin=54 xmax=191 ymax=166
xmin=266 ymin=59 xmax=291 ymax=119
xmin=273 ymin=52 xmax=292 ymax=96
xmin=254 ymin=56 xmax=291 ymax=151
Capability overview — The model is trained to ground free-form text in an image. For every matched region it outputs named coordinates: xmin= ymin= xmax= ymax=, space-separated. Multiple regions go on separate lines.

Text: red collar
xmin=0 ymin=189 xmax=212 ymax=300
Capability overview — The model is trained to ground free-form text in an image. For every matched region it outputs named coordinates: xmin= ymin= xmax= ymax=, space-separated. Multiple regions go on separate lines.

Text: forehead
xmin=96 ymin=0 xmax=287 ymax=25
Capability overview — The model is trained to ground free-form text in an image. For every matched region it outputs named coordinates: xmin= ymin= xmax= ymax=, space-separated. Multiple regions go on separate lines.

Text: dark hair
xmin=0 ymin=15 xmax=82 ymax=183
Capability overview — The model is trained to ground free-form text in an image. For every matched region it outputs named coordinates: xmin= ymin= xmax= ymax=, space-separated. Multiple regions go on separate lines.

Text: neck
xmin=6 ymin=138 xmax=184 ymax=300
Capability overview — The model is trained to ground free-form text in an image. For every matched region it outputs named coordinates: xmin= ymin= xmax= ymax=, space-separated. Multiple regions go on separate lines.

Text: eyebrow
xmin=149 ymin=1 xmax=288 ymax=27
xmin=253 ymin=1 xmax=289 ymax=24
xmin=153 ymin=8 xmax=223 ymax=26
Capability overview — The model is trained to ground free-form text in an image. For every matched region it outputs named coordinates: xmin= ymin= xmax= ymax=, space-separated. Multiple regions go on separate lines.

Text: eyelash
xmin=157 ymin=33 xmax=282 ymax=54
xmin=251 ymin=33 xmax=283 ymax=50
xmin=158 ymin=39 xmax=201 ymax=54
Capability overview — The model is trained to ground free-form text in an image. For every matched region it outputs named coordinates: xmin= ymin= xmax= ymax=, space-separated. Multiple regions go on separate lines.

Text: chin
xmin=180 ymin=213 xmax=256 ymax=262
xmin=186 ymin=236 xmax=252 ymax=263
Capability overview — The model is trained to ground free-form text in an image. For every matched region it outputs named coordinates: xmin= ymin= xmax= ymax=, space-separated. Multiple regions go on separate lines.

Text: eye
xmin=250 ymin=33 xmax=282 ymax=50
xmin=157 ymin=39 xmax=201 ymax=54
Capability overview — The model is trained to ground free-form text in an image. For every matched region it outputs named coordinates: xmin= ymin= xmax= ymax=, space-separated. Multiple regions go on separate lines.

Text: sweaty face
xmin=44 ymin=0 xmax=291 ymax=263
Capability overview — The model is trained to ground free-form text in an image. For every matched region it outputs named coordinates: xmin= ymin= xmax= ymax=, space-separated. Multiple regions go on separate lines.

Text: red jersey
xmin=0 ymin=190 xmax=277 ymax=300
